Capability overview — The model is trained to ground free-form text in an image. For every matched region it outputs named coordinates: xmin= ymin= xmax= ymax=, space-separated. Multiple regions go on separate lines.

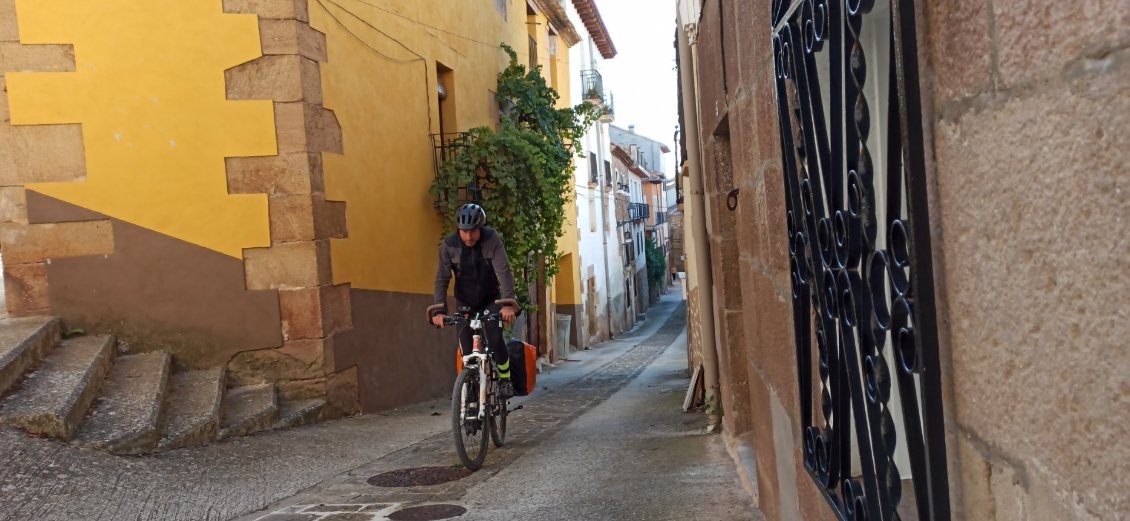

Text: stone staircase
xmin=0 ymin=316 xmax=327 ymax=454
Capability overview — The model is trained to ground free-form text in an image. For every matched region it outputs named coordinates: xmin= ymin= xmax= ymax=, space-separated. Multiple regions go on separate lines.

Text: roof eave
xmin=572 ymin=0 xmax=618 ymax=59
xmin=531 ymin=0 xmax=582 ymax=46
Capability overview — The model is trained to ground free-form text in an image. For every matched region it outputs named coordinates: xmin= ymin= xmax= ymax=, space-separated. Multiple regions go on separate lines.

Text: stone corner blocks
xmin=244 ymin=239 xmax=333 ymax=290
xmin=0 ymin=220 xmax=114 ymax=265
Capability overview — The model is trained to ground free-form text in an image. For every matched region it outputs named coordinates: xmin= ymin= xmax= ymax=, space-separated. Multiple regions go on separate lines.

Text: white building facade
xmin=564 ymin=0 xmax=625 ymax=347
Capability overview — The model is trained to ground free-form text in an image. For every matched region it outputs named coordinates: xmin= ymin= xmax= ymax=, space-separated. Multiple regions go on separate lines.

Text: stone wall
xmin=0 ymin=0 xmax=357 ymax=415
xmin=924 ymin=0 xmax=1128 ymax=519
xmin=682 ymin=0 xmax=1129 ymax=520
xmin=222 ymin=0 xmax=355 ymax=414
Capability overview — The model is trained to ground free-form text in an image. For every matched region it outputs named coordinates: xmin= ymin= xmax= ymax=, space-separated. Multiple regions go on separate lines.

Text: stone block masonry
xmin=227 ymin=0 xmax=355 ymax=416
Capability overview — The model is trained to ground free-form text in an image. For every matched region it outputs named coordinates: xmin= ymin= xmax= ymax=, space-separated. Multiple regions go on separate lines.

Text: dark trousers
xmin=456 ymin=304 xmax=511 ymax=371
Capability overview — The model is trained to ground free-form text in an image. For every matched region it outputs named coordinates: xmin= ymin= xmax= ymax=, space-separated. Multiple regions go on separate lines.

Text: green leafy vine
xmin=645 ymin=237 xmax=667 ymax=292
xmin=430 ymin=44 xmax=600 ymax=304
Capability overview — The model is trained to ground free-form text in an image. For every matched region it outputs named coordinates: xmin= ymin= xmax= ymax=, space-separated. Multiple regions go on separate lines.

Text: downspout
xmin=678 ymin=13 xmax=721 ymax=430
xmin=597 ymin=121 xmax=615 ymax=340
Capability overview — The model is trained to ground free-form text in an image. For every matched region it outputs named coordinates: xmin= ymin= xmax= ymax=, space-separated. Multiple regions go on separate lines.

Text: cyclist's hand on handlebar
xmin=501 ymin=305 xmax=517 ymax=325
xmin=431 ymin=313 xmax=447 ymax=328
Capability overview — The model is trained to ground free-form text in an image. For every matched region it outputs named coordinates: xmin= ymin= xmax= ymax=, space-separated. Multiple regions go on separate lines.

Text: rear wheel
xmin=452 ymin=368 xmax=488 ymax=470
xmin=489 ymin=390 xmax=508 ymax=447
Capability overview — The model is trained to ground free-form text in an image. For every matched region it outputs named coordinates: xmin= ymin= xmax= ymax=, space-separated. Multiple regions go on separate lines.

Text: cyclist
xmin=431 ymin=203 xmax=519 ymax=399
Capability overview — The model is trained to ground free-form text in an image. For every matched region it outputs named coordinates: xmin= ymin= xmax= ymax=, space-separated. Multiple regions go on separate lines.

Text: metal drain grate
xmin=366 ymin=467 xmax=472 ymax=488
xmin=387 ymin=504 xmax=467 ymax=520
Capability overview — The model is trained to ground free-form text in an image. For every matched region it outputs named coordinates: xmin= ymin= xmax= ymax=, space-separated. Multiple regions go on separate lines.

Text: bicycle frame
xmin=461 ymin=317 xmax=497 ymax=423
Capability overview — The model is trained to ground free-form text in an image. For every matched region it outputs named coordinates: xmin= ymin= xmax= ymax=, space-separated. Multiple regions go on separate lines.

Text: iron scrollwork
xmin=770 ymin=1 xmax=950 ymax=520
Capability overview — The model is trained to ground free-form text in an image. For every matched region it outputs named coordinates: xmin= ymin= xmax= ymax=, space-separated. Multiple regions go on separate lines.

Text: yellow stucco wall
xmin=311 ymin=0 xmax=580 ymax=296
xmin=7 ymin=0 xmax=276 ymax=259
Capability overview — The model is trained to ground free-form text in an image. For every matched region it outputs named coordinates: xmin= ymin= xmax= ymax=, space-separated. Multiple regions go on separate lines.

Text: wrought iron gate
xmin=769 ymin=1 xmax=950 ymax=520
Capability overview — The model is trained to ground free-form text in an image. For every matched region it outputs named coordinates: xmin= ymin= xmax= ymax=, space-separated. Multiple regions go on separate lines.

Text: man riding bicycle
xmin=431 ymin=203 xmax=519 ymax=400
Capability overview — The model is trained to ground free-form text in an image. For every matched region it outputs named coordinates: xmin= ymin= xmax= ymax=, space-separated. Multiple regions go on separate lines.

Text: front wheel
xmin=452 ymin=368 xmax=488 ymax=470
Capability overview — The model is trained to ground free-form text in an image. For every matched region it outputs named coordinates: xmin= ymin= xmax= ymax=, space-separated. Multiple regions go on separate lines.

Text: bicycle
xmin=426 ymin=298 xmax=522 ymax=470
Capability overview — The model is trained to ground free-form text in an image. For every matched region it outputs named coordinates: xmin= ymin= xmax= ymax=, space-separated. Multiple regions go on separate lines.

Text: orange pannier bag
xmin=505 ymin=339 xmax=537 ymax=396
xmin=455 ymin=340 xmax=536 ymax=396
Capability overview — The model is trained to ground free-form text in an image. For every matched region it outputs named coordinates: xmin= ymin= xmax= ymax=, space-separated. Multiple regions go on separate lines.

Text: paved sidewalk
xmin=0 ymin=395 xmax=449 ymax=521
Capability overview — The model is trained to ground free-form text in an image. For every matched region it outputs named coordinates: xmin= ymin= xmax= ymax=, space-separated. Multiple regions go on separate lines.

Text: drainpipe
xmin=597 ymin=120 xmax=615 ymax=340
xmin=678 ymin=12 xmax=720 ymax=430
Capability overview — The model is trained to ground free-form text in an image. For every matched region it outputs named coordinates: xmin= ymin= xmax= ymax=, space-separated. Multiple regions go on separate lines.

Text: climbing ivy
xmin=645 ymin=237 xmax=667 ymax=292
xmin=431 ymin=44 xmax=600 ymax=303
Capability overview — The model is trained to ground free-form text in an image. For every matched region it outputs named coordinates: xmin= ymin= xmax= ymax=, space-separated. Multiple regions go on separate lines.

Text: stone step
xmin=274 ymin=398 xmax=326 ymax=430
xmin=0 ymin=335 xmax=115 ymax=439
xmin=74 ymin=352 xmax=171 ymax=454
xmin=218 ymin=383 xmax=277 ymax=439
xmin=0 ymin=317 xmax=61 ymax=396
xmin=156 ymin=367 xmax=225 ymax=451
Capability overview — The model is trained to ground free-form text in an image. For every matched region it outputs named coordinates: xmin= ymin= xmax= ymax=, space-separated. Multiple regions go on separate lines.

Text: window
xmin=527 ymin=5 xmax=538 ymax=69
xmin=528 ymin=35 xmax=538 ymax=69
xmin=488 ymin=89 xmax=499 ymax=130
xmin=588 ymin=153 xmax=598 ymax=185
xmin=436 ymin=63 xmax=456 ymax=135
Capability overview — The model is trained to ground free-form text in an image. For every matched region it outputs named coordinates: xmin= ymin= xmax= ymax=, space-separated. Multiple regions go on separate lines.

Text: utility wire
xmin=316 ymin=0 xmax=424 ymax=63
xmin=338 ymin=0 xmax=533 ymax=58
xmin=313 ymin=0 xmax=436 ymax=133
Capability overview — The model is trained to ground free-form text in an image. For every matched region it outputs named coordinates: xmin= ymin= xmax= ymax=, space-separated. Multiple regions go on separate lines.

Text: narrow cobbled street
xmin=239 ymin=293 xmax=760 ymax=521
xmin=1 ymin=294 xmax=761 ymax=521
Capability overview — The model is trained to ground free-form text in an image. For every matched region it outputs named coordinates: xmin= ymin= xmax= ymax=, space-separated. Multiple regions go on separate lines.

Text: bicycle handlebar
xmin=425 ymin=299 xmax=521 ymax=326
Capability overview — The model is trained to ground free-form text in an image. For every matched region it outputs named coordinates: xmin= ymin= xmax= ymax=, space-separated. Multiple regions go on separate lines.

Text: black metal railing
xmin=771 ymin=1 xmax=950 ymax=520
xmin=629 ymin=202 xmax=649 ymax=221
xmin=600 ymin=91 xmax=615 ymax=119
xmin=431 ymin=132 xmax=484 ymax=211
xmin=655 ymin=211 xmax=667 ymax=224
xmin=581 ymin=69 xmax=604 ymax=103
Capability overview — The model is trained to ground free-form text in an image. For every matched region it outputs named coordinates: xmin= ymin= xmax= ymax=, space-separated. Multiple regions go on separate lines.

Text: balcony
xmin=629 ymin=202 xmax=649 ymax=221
xmin=599 ymin=91 xmax=615 ymax=123
xmin=581 ymin=69 xmax=604 ymax=103
xmin=431 ymin=132 xmax=485 ymax=212
xmin=655 ymin=211 xmax=668 ymax=225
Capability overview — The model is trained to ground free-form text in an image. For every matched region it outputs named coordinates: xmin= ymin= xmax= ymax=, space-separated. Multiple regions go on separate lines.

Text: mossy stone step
xmin=157 ymin=367 xmax=226 ymax=451
xmin=74 ymin=351 xmax=171 ymax=454
xmin=0 ymin=335 xmax=114 ymax=439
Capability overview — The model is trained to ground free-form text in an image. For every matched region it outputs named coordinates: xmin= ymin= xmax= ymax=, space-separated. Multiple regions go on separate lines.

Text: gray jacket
xmin=433 ymin=227 xmax=517 ymax=312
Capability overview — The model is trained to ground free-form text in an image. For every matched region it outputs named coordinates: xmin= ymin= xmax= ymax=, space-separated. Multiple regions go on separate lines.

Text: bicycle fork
xmin=465 ymin=334 xmax=489 ymax=422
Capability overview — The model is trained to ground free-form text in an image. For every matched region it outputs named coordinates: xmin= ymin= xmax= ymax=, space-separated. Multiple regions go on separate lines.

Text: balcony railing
xmin=431 ymin=132 xmax=484 ymax=212
xmin=599 ymin=91 xmax=615 ymax=122
xmin=629 ymin=202 xmax=649 ymax=221
xmin=581 ymin=69 xmax=604 ymax=103
xmin=655 ymin=211 xmax=668 ymax=224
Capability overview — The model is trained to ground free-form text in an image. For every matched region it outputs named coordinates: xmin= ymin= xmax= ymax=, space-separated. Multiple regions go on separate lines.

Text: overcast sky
xmin=596 ymin=0 xmax=679 ymax=177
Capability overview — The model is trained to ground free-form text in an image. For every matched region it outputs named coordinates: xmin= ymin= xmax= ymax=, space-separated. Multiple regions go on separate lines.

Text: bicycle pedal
xmin=508 ymin=405 xmax=524 ymax=413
